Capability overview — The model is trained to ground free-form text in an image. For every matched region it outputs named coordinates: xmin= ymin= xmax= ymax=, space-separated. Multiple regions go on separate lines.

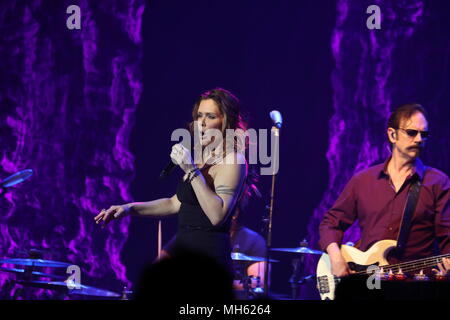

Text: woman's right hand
xmin=94 ymin=204 xmax=130 ymax=227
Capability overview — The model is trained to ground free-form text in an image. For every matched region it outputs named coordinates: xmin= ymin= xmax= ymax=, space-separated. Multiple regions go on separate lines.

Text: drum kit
xmin=0 ymin=170 xmax=127 ymax=300
xmin=2 ymin=244 xmax=321 ymax=300
xmin=230 ymin=239 xmax=324 ymax=300
xmin=0 ymin=253 xmax=125 ymax=300
xmin=272 ymin=239 xmax=323 ymax=300
xmin=1 ymin=169 xmax=323 ymax=300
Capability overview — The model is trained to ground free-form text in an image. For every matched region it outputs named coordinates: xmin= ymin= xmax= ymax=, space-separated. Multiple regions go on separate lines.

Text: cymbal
xmin=17 ymin=280 xmax=121 ymax=298
xmin=231 ymin=252 xmax=278 ymax=263
xmin=270 ymin=247 xmax=323 ymax=255
xmin=0 ymin=267 xmax=66 ymax=280
xmin=0 ymin=169 xmax=33 ymax=188
xmin=0 ymin=258 xmax=71 ymax=268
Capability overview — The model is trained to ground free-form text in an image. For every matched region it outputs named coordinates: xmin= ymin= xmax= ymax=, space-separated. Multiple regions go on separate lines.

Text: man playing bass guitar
xmin=319 ymin=103 xmax=450 ymax=283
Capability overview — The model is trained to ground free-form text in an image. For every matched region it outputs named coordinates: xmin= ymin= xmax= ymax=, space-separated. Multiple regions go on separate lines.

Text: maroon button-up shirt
xmin=319 ymin=158 xmax=450 ymax=262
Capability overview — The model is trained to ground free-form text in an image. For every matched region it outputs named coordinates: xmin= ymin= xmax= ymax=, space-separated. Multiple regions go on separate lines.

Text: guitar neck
xmin=356 ymin=252 xmax=450 ymax=275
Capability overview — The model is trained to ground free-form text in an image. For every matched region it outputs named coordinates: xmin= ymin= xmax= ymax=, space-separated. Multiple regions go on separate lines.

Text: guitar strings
xmin=382 ymin=253 xmax=450 ymax=272
xmin=354 ymin=260 xmax=444 ymax=275
xmin=352 ymin=253 xmax=450 ymax=275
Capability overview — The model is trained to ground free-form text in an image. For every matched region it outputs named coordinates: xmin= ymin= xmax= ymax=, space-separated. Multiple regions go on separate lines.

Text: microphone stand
xmin=263 ymin=125 xmax=280 ymax=296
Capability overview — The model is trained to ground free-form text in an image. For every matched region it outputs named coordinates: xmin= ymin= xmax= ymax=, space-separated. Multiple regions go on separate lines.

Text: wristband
xmin=188 ymin=168 xmax=201 ymax=183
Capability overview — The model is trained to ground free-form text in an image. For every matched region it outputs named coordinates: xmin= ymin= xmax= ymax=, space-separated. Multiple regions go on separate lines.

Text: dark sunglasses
xmin=399 ymin=128 xmax=429 ymax=139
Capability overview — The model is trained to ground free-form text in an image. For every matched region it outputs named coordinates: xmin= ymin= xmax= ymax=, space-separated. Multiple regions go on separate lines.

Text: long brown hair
xmin=231 ymin=166 xmax=261 ymax=233
xmin=189 ymin=88 xmax=248 ymax=154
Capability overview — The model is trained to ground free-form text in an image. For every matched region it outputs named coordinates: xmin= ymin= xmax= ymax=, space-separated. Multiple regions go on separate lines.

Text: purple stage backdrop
xmin=0 ymin=0 xmax=449 ymax=299
xmin=304 ymin=0 xmax=450 ymax=280
xmin=0 ymin=0 xmax=143 ymax=298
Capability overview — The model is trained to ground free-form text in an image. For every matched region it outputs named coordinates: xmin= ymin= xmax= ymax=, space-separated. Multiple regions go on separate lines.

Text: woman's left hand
xmin=170 ymin=144 xmax=195 ymax=173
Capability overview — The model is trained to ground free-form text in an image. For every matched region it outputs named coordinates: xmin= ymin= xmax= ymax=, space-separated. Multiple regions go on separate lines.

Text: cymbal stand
xmin=289 ymin=257 xmax=301 ymax=300
xmin=12 ymin=250 xmax=43 ymax=299
xmin=241 ymin=276 xmax=264 ymax=300
xmin=121 ymin=286 xmax=133 ymax=300
xmin=241 ymin=275 xmax=252 ymax=299
xmin=288 ymin=239 xmax=311 ymax=300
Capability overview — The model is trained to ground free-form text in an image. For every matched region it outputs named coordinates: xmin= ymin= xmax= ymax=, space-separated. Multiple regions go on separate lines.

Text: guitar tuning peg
xmin=394 ymin=268 xmax=406 ymax=281
xmin=387 ymin=269 xmax=395 ymax=281
xmin=377 ymin=267 xmax=388 ymax=280
xmin=413 ymin=269 xmax=429 ymax=281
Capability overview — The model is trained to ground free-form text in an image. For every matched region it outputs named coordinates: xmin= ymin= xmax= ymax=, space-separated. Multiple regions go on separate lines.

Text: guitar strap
xmin=396 ymin=176 xmax=422 ymax=256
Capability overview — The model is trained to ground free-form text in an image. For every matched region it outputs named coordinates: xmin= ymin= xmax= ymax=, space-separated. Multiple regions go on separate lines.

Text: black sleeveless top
xmin=174 ymin=173 xmax=234 ymax=274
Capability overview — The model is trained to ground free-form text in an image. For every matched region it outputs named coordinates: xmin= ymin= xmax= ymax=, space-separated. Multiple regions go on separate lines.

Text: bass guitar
xmin=316 ymin=239 xmax=449 ymax=300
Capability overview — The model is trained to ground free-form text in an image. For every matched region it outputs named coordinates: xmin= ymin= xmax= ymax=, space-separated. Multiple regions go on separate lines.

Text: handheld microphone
xmin=159 ymin=160 xmax=177 ymax=179
xmin=270 ymin=110 xmax=283 ymax=129
xmin=0 ymin=169 xmax=33 ymax=188
xmin=159 ymin=138 xmax=191 ymax=179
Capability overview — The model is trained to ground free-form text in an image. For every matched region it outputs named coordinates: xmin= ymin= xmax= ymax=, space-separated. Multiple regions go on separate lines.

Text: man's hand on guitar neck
xmin=433 ymin=257 xmax=450 ymax=276
xmin=326 ymin=242 xmax=352 ymax=277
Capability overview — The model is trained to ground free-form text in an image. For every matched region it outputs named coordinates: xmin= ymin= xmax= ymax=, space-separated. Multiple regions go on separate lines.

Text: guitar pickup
xmin=317 ymin=276 xmax=330 ymax=293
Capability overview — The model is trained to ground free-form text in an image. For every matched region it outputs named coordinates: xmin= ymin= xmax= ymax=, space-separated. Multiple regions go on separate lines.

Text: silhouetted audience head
xmin=134 ymin=246 xmax=233 ymax=302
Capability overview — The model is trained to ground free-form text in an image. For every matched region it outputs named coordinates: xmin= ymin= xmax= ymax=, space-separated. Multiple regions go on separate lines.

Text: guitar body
xmin=316 ymin=239 xmax=397 ymax=300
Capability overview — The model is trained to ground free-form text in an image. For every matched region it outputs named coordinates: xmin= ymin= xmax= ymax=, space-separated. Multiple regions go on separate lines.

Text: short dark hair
xmin=387 ymin=103 xmax=428 ymax=130
xmin=386 ymin=103 xmax=428 ymax=144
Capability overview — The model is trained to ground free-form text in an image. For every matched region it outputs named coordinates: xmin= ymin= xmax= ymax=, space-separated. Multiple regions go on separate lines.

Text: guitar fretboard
xmin=354 ymin=253 xmax=450 ymax=275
